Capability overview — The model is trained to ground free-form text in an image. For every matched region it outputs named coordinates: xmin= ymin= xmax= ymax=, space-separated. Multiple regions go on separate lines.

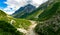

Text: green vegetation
xmin=0 ymin=10 xmax=7 ymax=20
xmin=0 ymin=0 xmax=60 ymax=35
xmin=26 ymin=10 xmax=43 ymax=20
xmin=13 ymin=18 xmax=31 ymax=30
xmin=0 ymin=10 xmax=31 ymax=35
xmin=0 ymin=10 xmax=31 ymax=29
xmin=35 ymin=2 xmax=60 ymax=35
xmin=20 ymin=0 xmax=53 ymax=21
xmin=35 ymin=11 xmax=60 ymax=35
xmin=38 ymin=2 xmax=60 ymax=21
xmin=0 ymin=21 xmax=24 ymax=35
xmin=35 ymin=19 xmax=60 ymax=35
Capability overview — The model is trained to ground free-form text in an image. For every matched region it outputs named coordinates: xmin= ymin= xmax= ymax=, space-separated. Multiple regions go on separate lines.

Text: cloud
xmin=4 ymin=0 xmax=48 ymax=14
xmin=4 ymin=0 xmax=28 ymax=14
xmin=3 ymin=6 xmax=14 ymax=14
xmin=32 ymin=0 xmax=48 ymax=7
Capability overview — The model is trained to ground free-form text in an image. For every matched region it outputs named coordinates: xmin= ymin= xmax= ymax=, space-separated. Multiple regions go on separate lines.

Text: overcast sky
xmin=0 ymin=0 xmax=48 ymax=14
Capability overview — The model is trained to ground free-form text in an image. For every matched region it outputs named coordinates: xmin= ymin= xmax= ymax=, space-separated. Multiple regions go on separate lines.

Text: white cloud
xmin=4 ymin=0 xmax=48 ymax=14
xmin=3 ymin=7 xmax=14 ymax=14
xmin=32 ymin=0 xmax=48 ymax=7
xmin=4 ymin=0 xmax=28 ymax=14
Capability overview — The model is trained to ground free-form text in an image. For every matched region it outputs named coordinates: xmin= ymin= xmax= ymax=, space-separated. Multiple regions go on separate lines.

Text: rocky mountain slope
xmin=35 ymin=1 xmax=60 ymax=35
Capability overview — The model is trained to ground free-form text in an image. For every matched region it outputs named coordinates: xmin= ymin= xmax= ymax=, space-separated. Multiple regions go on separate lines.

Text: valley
xmin=0 ymin=0 xmax=60 ymax=35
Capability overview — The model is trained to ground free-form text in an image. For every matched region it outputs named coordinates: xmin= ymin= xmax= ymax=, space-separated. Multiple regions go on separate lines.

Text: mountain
xmin=12 ymin=0 xmax=53 ymax=20
xmin=12 ymin=4 xmax=36 ymax=18
xmin=12 ymin=0 xmax=57 ymax=20
xmin=24 ymin=0 xmax=60 ymax=21
xmin=12 ymin=7 xmax=25 ymax=15
xmin=22 ymin=0 xmax=54 ymax=20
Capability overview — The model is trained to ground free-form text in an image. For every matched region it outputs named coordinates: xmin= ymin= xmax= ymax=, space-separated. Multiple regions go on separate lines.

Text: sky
xmin=0 ymin=0 xmax=48 ymax=14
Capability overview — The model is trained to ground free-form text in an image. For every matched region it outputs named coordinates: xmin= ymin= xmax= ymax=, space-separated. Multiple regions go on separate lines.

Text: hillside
xmin=38 ymin=2 xmax=60 ymax=21
xmin=0 ymin=10 xmax=24 ymax=35
xmin=0 ymin=21 xmax=24 ymax=35
xmin=35 ymin=2 xmax=60 ymax=35
xmin=0 ymin=10 xmax=32 ymax=35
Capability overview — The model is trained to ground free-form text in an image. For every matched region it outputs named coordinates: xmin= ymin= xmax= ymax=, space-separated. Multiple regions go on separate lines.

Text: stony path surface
xmin=17 ymin=28 xmax=27 ymax=34
xmin=26 ymin=21 xmax=38 ymax=35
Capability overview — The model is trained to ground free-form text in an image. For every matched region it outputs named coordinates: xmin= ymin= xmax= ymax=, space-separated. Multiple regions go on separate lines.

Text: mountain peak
xmin=24 ymin=4 xmax=36 ymax=13
xmin=26 ymin=4 xmax=33 ymax=6
xmin=12 ymin=4 xmax=36 ymax=18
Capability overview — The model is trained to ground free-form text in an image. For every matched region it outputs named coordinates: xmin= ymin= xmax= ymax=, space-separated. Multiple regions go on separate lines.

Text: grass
xmin=26 ymin=10 xmax=43 ymax=19
xmin=0 ymin=15 xmax=31 ymax=30
xmin=38 ymin=2 xmax=60 ymax=21
xmin=13 ymin=18 xmax=31 ymax=30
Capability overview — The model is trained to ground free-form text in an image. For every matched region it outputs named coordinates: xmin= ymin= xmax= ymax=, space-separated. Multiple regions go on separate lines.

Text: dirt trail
xmin=17 ymin=28 xmax=27 ymax=34
xmin=26 ymin=21 xmax=38 ymax=35
xmin=16 ymin=20 xmax=38 ymax=35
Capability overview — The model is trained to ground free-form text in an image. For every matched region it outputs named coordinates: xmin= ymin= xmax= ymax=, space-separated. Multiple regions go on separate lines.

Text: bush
xmin=0 ymin=21 xmax=23 ymax=35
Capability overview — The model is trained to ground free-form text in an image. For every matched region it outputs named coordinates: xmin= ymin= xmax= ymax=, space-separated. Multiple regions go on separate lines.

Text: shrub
xmin=0 ymin=21 xmax=23 ymax=35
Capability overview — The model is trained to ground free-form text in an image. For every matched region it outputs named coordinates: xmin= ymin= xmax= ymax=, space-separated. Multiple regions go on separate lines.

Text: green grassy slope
xmin=25 ymin=10 xmax=43 ymax=20
xmin=38 ymin=2 xmax=60 ymax=21
xmin=13 ymin=18 xmax=31 ymax=30
xmin=0 ymin=10 xmax=31 ymax=35
xmin=0 ymin=10 xmax=24 ymax=35
xmin=0 ymin=10 xmax=31 ymax=29
xmin=35 ymin=2 xmax=60 ymax=35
